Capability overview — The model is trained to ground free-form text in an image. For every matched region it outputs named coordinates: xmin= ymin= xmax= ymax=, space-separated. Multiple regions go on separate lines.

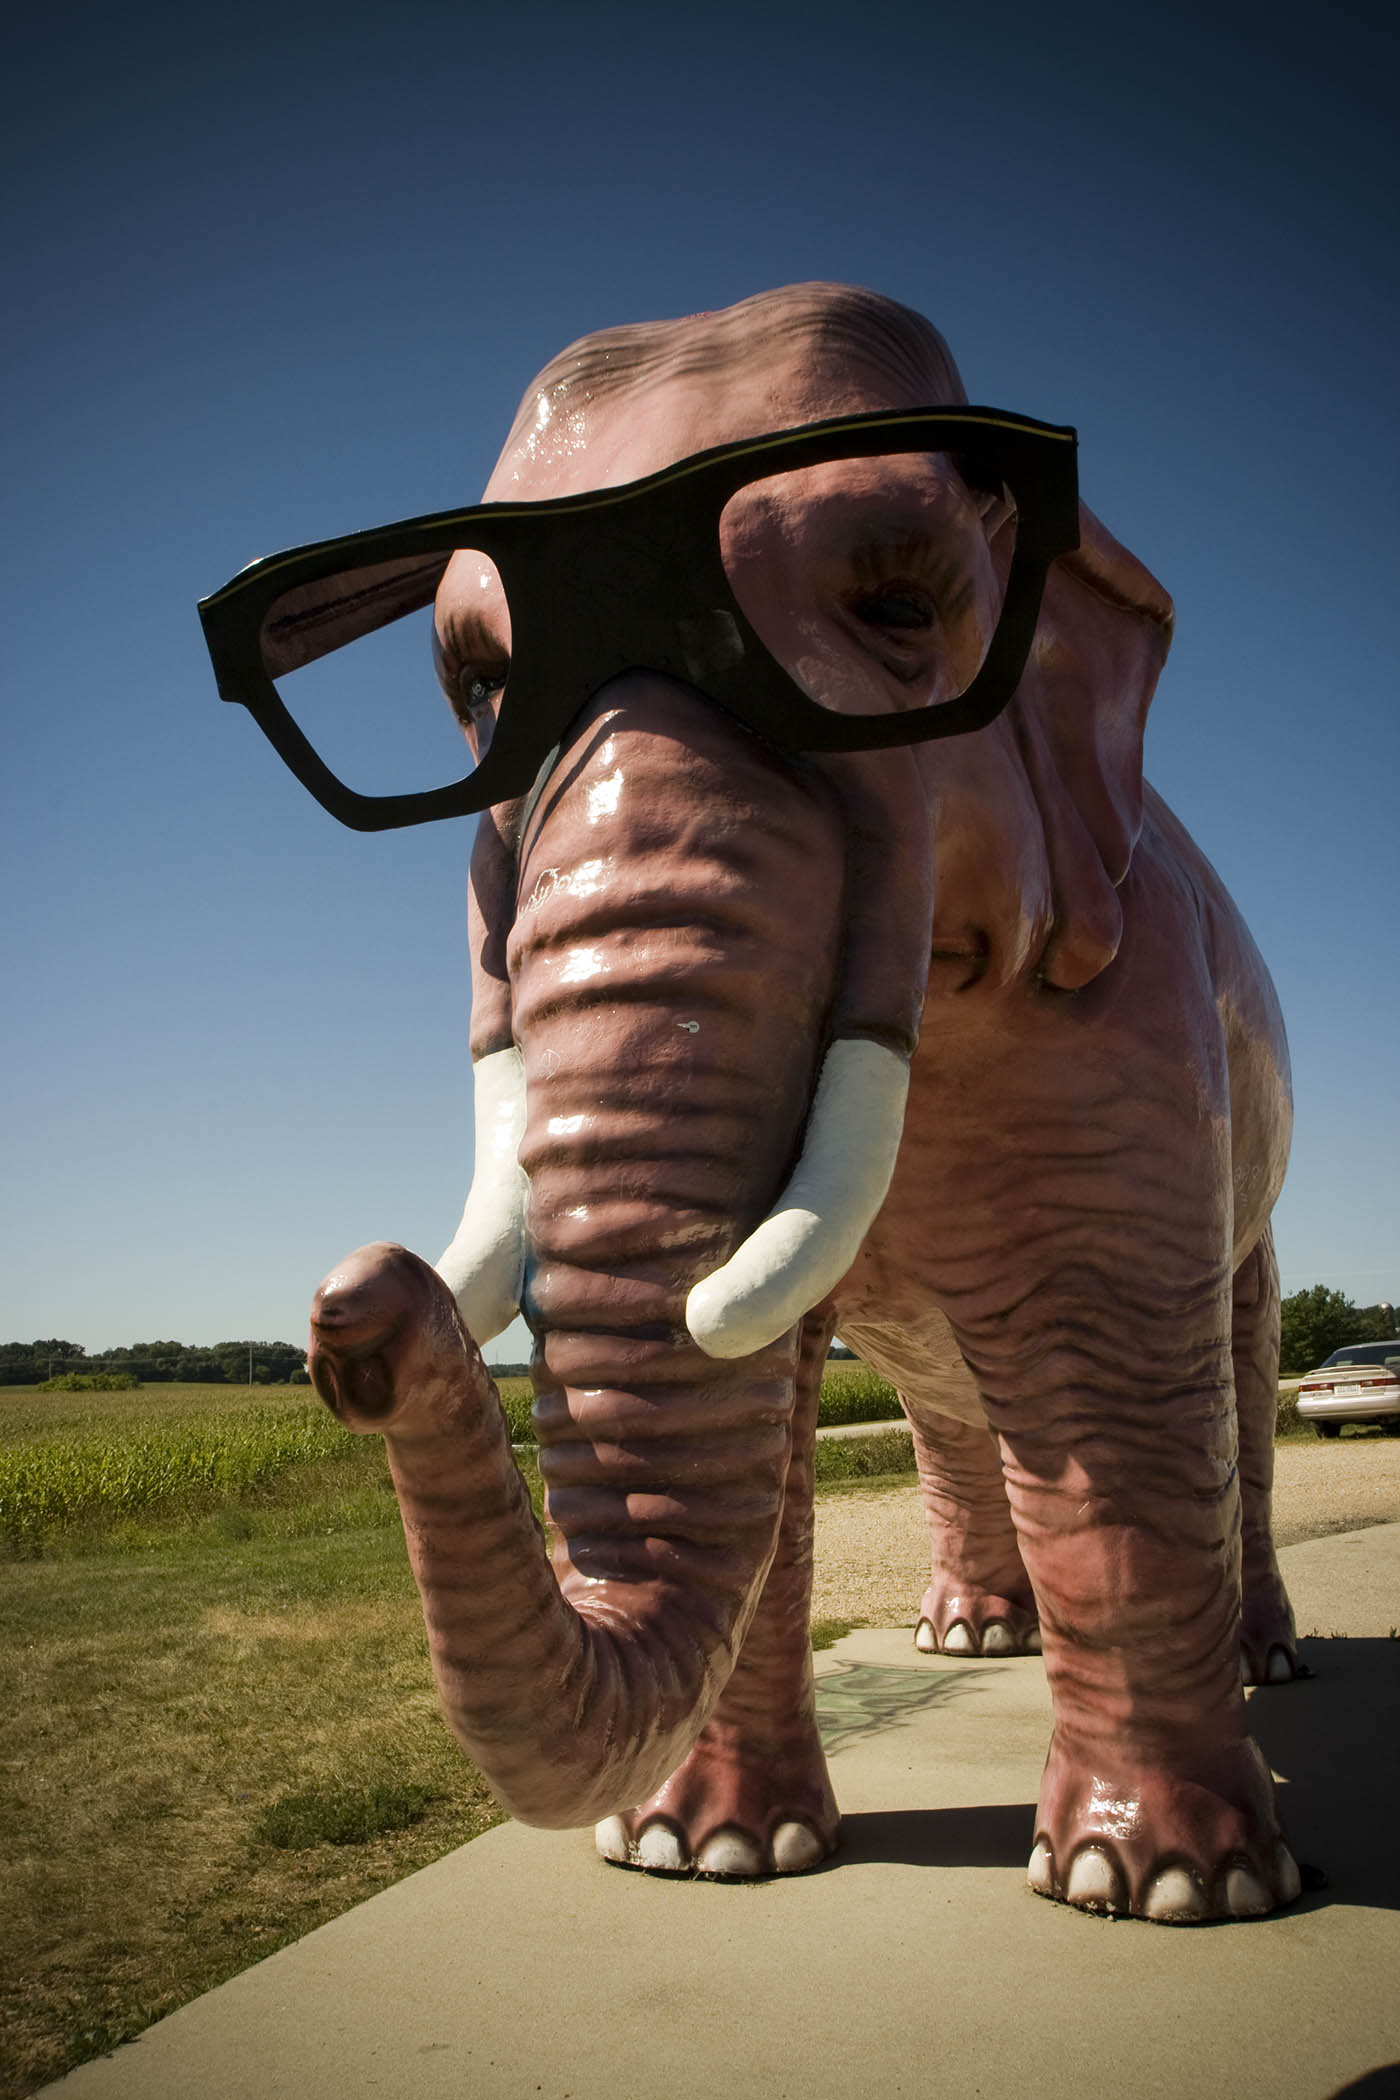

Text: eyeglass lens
xmin=254 ymin=449 xmax=1014 ymax=802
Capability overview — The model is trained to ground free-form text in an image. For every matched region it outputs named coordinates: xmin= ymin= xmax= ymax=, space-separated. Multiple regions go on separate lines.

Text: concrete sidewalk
xmin=39 ymin=1526 xmax=1400 ymax=2100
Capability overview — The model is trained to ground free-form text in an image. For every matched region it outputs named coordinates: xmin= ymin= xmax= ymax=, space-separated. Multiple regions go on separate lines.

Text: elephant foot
xmin=594 ymin=1721 xmax=840 ymax=1879
xmin=1240 ymin=1577 xmax=1302 ymax=1686
xmin=914 ymin=1580 xmax=1040 ymax=1657
xmin=1028 ymin=1731 xmax=1301 ymax=1922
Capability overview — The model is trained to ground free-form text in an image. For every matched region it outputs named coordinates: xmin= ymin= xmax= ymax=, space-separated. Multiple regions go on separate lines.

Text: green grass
xmin=812 ymin=1425 xmax=915 ymax=1485
xmin=1275 ymin=1389 xmax=1304 ymax=1438
xmin=256 ymin=1782 xmax=442 ymax=1850
xmin=1 ymin=1406 xmax=357 ymax=1554
xmin=0 ymin=1519 xmax=505 ymax=2100
xmin=0 ymin=1379 xmax=540 ymax=1560
xmin=809 ymin=1616 xmax=865 ymax=1651
xmin=0 ymin=1377 xmax=538 ymax=1447
xmin=0 ymin=1379 xmax=330 ymax=1439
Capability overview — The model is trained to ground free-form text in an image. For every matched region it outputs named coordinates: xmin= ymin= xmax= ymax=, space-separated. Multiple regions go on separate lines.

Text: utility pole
xmin=248 ymin=1343 xmax=254 ymax=1387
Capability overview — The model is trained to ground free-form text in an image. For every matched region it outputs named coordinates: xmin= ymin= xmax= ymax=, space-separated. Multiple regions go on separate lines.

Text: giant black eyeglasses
xmin=197 ymin=405 xmax=1079 ymax=831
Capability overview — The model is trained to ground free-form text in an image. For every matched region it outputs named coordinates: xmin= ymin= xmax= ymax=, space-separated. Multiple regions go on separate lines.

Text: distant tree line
xmin=1278 ymin=1287 xmax=1396 ymax=1378
xmin=4 ymin=1291 xmax=1388 ymax=1389
xmin=0 ymin=1339 xmax=310 ymax=1386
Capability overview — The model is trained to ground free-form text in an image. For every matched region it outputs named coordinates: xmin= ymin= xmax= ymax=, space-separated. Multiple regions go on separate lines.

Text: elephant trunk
xmin=311 ymin=1245 xmax=801 ymax=1824
xmin=684 ymin=744 xmax=930 ymax=1353
xmin=441 ymin=725 xmax=931 ymax=1362
xmin=315 ymin=680 xmax=887 ymax=1825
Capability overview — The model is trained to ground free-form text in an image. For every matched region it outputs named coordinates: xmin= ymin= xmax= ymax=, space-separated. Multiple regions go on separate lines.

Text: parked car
xmin=1295 ymin=1341 xmax=1400 ymax=1437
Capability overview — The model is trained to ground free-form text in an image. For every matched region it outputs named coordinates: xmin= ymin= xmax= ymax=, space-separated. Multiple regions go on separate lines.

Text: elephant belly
xmin=838 ymin=1305 xmax=987 ymax=1427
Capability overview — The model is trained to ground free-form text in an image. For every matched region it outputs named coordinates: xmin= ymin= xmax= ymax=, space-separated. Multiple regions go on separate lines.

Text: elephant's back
xmin=1137 ymin=784 xmax=1292 ymax=1260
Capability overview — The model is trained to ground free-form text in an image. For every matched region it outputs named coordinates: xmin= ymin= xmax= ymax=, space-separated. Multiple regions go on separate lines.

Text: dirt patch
xmin=813 ymin=1435 xmax=1400 ymax=1625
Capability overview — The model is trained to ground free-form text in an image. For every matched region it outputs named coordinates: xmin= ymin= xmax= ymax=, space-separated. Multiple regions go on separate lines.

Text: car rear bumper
xmin=1297 ymin=1389 xmax=1400 ymax=1423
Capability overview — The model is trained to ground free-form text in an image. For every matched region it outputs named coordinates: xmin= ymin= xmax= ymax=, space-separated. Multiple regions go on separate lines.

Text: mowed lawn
xmin=0 ymin=1383 xmax=527 ymax=2100
xmin=1 ymin=1365 xmax=905 ymax=2098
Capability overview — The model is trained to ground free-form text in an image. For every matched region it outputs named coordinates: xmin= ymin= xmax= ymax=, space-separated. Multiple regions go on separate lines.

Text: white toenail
xmin=637 ymin=1824 xmax=686 ymax=1871
xmin=1143 ymin=1867 xmax=1207 ymax=1921
xmin=696 ymin=1830 xmax=763 ymax=1877
xmin=594 ymin=1814 xmax=630 ymax=1863
xmin=772 ymin=1822 xmax=825 ymax=1873
xmin=1225 ymin=1865 xmax=1271 ymax=1915
xmin=1065 ymin=1848 xmax=1122 ymax=1910
xmin=1275 ymin=1845 xmax=1302 ymax=1902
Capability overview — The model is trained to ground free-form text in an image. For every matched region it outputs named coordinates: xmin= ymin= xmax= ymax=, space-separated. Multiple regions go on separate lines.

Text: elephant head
xmin=439 ymin=284 xmax=1174 ymax=1363
xmin=216 ymin=284 xmax=1175 ymax=1839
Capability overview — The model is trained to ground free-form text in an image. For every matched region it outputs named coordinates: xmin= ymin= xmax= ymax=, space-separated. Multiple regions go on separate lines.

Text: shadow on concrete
xmin=1248 ymin=1636 xmax=1400 ymax=1915
xmin=822 ymin=1632 xmax=1400 ymax=1902
xmin=1323 ymin=2068 xmax=1400 ymax=2099
xmin=834 ymin=1800 xmax=1035 ymax=1871
xmin=815 ymin=1660 xmax=993 ymax=1756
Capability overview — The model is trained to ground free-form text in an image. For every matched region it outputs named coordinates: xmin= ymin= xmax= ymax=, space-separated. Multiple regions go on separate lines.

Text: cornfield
xmin=0 ymin=1407 xmax=357 ymax=1555
xmin=815 ymin=1361 xmax=900 ymax=1424
xmin=0 ymin=1368 xmax=897 ymax=1557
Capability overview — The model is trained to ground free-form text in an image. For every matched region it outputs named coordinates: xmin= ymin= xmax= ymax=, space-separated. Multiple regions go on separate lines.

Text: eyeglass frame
xmin=197 ymin=404 xmax=1079 ymax=833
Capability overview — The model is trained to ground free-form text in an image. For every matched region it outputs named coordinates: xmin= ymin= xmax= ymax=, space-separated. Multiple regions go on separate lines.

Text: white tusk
xmin=434 ymin=1046 xmax=529 ymax=1345
xmin=685 ymin=1037 xmax=909 ymax=1360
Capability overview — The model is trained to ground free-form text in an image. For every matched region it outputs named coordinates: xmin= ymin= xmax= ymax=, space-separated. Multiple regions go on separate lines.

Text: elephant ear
xmin=1010 ymin=499 xmax=1174 ymax=989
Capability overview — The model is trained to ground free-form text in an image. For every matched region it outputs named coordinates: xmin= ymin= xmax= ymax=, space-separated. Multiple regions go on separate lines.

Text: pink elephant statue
xmin=201 ymin=282 xmax=1301 ymax=1923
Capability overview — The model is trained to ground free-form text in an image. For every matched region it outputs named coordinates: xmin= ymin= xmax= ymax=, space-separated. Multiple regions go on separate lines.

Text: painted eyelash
xmin=844 ymin=537 xmax=961 ymax=602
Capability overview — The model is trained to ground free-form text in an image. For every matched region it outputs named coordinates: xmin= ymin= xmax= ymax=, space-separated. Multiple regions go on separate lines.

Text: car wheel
xmin=1314 ymin=1421 xmax=1342 ymax=1439
xmin=1382 ymin=1418 xmax=1400 ymax=1438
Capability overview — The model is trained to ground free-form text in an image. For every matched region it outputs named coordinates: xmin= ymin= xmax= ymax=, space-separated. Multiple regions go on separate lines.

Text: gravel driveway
xmin=812 ymin=1434 xmax=1400 ymax=1626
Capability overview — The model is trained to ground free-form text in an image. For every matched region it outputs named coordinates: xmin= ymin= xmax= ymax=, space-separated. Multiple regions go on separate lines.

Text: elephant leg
xmin=905 ymin=1406 xmax=1039 ymax=1657
xmin=1233 ymin=1226 xmax=1298 ymax=1685
xmin=979 ymin=1278 xmax=1300 ymax=1922
xmin=838 ymin=1310 xmax=1037 ymax=1655
xmin=595 ymin=1308 xmax=840 ymax=1878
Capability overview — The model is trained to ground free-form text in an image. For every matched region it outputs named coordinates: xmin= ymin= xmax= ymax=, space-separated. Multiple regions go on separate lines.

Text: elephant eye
xmin=849 ymin=585 xmax=936 ymax=633
xmin=461 ymin=671 xmax=506 ymax=713
xmin=443 ymin=662 xmax=507 ymax=734
xmin=444 ymin=666 xmax=506 ymax=762
xmin=432 ymin=625 xmax=507 ymax=731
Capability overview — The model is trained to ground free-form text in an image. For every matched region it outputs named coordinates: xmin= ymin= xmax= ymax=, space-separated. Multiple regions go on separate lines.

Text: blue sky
xmin=4 ymin=1 xmax=1396 ymax=1359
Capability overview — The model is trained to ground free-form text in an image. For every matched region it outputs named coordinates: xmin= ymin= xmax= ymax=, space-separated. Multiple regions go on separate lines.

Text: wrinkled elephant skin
xmin=310 ymin=284 xmax=1299 ymax=1922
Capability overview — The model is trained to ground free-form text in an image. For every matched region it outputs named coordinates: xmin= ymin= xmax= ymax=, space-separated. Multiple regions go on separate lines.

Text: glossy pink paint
xmin=310 ymin=285 xmax=1297 ymax=1922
